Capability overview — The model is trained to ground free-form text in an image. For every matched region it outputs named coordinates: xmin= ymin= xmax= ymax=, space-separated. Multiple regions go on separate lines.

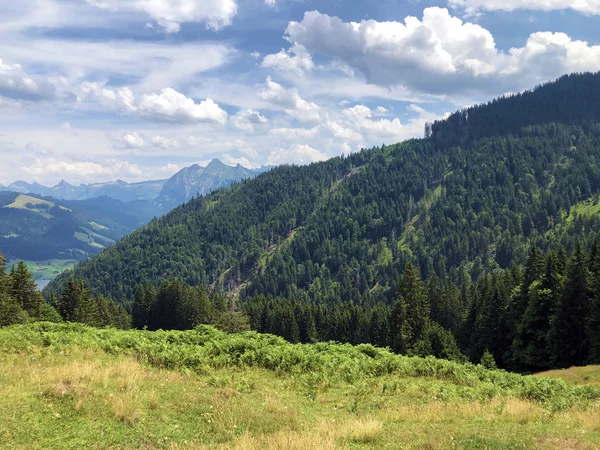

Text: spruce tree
xmin=549 ymin=243 xmax=591 ymax=368
xmin=586 ymin=243 xmax=600 ymax=363
xmin=0 ymin=251 xmax=27 ymax=326
xmin=391 ymin=263 xmax=429 ymax=354
xmin=11 ymin=261 xmax=44 ymax=318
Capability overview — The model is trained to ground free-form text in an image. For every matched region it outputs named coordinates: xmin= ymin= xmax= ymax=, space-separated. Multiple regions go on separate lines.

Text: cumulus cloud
xmin=83 ymin=84 xmax=228 ymax=124
xmin=0 ymin=57 xmax=66 ymax=102
xmin=123 ymin=132 xmax=146 ymax=149
xmin=259 ymin=77 xmax=321 ymax=122
xmin=138 ymin=88 xmax=228 ymax=123
xmin=449 ymin=0 xmax=600 ymax=15
xmin=231 ymin=109 xmax=269 ymax=132
xmin=262 ymin=43 xmax=314 ymax=74
xmin=268 ymin=102 xmax=444 ymax=158
xmin=122 ymin=132 xmax=179 ymax=149
xmin=84 ymin=0 xmax=238 ymax=33
xmin=24 ymin=158 xmax=143 ymax=182
xmin=283 ymin=8 xmax=600 ymax=95
xmin=266 ymin=144 xmax=328 ymax=166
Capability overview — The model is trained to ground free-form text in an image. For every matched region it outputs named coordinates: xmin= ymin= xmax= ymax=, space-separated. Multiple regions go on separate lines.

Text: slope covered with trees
xmin=48 ymin=73 xmax=600 ymax=309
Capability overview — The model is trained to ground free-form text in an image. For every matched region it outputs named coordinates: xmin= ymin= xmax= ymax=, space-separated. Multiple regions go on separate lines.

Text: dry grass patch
xmin=559 ymin=405 xmax=600 ymax=432
xmin=343 ymin=417 xmax=384 ymax=443
xmin=148 ymin=390 xmax=159 ymax=410
xmin=111 ymin=392 xmax=141 ymax=424
xmin=212 ymin=423 xmax=338 ymax=450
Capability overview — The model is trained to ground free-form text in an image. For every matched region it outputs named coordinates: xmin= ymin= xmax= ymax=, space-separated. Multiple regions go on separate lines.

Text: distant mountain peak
xmin=207 ymin=158 xmax=226 ymax=167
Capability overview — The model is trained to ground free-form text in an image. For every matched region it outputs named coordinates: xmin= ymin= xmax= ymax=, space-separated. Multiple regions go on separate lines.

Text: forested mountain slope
xmin=47 ymin=73 xmax=600 ymax=305
xmin=0 ymin=192 xmax=135 ymax=262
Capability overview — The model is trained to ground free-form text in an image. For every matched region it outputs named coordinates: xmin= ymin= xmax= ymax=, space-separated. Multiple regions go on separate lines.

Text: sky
xmin=0 ymin=0 xmax=599 ymax=186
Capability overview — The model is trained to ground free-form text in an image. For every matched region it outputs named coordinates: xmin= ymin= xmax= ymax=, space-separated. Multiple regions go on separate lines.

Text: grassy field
xmin=1 ymin=324 xmax=600 ymax=449
xmin=8 ymin=259 xmax=77 ymax=281
xmin=537 ymin=366 xmax=600 ymax=387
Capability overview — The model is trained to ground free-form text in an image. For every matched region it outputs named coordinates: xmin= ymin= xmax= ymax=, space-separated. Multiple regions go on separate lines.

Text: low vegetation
xmin=2 ymin=322 xmax=600 ymax=449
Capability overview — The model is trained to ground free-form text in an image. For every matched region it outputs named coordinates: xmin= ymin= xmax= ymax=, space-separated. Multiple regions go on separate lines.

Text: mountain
xmin=155 ymin=159 xmax=271 ymax=206
xmin=76 ymin=179 xmax=167 ymax=203
xmin=46 ymin=73 xmax=600 ymax=305
xmin=0 ymin=179 xmax=167 ymax=203
xmin=6 ymin=181 xmax=54 ymax=197
xmin=3 ymin=160 xmax=269 ymax=208
xmin=0 ymin=191 xmax=140 ymax=263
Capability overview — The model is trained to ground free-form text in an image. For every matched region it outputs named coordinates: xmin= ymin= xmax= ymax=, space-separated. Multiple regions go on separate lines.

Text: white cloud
xmin=151 ymin=135 xmax=179 ymax=149
xmin=376 ymin=106 xmax=389 ymax=113
xmin=449 ymin=0 xmax=600 ymax=15
xmin=84 ymin=84 xmax=228 ymax=124
xmin=24 ymin=158 xmax=143 ymax=182
xmin=221 ymin=154 xmax=253 ymax=167
xmin=84 ymin=0 xmax=238 ymax=33
xmin=60 ymin=122 xmax=76 ymax=134
xmin=266 ymin=144 xmax=329 ymax=166
xmin=262 ymin=43 xmax=314 ymax=74
xmin=264 ymin=0 xmax=277 ymax=6
xmin=0 ymin=57 xmax=65 ymax=102
xmin=138 ymin=88 xmax=228 ymax=124
xmin=122 ymin=132 xmax=179 ymax=149
xmin=123 ymin=132 xmax=146 ymax=149
xmin=259 ymin=77 xmax=321 ymax=122
xmin=283 ymin=8 xmax=600 ymax=95
xmin=82 ymin=82 xmax=137 ymax=113
xmin=232 ymin=109 xmax=269 ymax=132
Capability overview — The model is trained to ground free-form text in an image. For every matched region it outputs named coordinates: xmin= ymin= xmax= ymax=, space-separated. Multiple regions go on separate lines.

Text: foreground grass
xmin=1 ymin=323 xmax=600 ymax=449
xmin=537 ymin=366 xmax=600 ymax=387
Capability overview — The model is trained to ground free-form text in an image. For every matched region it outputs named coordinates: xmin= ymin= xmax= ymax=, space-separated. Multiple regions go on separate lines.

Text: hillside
xmin=1 ymin=322 xmax=600 ymax=449
xmin=48 ymin=73 xmax=600 ymax=306
xmin=0 ymin=192 xmax=135 ymax=263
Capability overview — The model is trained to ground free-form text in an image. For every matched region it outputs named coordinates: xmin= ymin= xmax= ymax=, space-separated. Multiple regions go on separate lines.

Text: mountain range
xmin=155 ymin=159 xmax=271 ymax=206
xmin=0 ymin=159 xmax=270 ymax=279
xmin=0 ymin=159 xmax=271 ymax=206
xmin=0 ymin=179 xmax=166 ymax=203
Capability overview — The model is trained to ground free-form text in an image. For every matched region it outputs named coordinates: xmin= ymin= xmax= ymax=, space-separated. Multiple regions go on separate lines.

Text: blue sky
xmin=1 ymin=0 xmax=599 ymax=186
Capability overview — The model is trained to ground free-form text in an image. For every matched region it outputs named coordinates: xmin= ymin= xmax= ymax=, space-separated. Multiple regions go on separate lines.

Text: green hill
xmin=1 ymin=322 xmax=600 ymax=449
xmin=0 ymin=192 xmax=137 ymax=263
xmin=48 ymin=73 xmax=600 ymax=305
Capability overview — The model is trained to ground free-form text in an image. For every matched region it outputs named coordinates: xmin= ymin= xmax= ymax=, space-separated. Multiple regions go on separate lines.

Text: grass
xmin=6 ymin=194 xmax=55 ymax=210
xmin=1 ymin=323 xmax=600 ymax=449
xmin=5 ymin=194 xmax=55 ymax=219
xmin=536 ymin=366 xmax=600 ymax=386
xmin=8 ymin=259 xmax=77 ymax=281
xmin=87 ymin=221 xmax=108 ymax=231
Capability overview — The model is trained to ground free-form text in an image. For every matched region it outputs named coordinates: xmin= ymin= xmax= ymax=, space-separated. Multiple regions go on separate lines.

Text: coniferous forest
xmin=21 ymin=72 xmax=600 ymax=373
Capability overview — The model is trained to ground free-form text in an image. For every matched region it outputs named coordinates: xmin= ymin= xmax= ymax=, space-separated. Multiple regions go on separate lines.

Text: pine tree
xmin=586 ymin=243 xmax=600 ymax=363
xmin=391 ymin=263 xmax=430 ymax=354
xmin=11 ymin=261 xmax=44 ymax=318
xmin=549 ymin=243 xmax=591 ymax=368
xmin=0 ymin=251 xmax=27 ymax=326
xmin=58 ymin=277 xmax=82 ymax=322
xmin=132 ymin=284 xmax=157 ymax=329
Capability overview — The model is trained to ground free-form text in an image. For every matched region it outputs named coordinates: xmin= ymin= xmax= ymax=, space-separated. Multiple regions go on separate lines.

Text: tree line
xmin=244 ymin=242 xmax=600 ymax=372
xmin=0 ymin=250 xmax=129 ymax=328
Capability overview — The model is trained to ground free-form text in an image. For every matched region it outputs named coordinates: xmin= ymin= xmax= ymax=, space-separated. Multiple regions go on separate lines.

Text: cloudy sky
xmin=1 ymin=0 xmax=599 ymax=186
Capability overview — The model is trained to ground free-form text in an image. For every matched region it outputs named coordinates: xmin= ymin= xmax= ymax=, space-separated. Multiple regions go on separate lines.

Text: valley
xmin=0 ymin=160 xmax=267 ymax=285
